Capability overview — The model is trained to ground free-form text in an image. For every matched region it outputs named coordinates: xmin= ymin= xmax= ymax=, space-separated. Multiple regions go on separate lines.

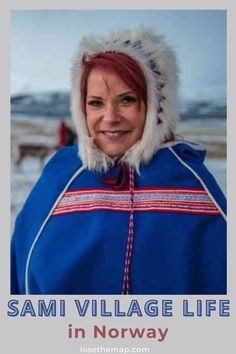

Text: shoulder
xmin=43 ymin=145 xmax=82 ymax=175
xmin=27 ymin=144 xmax=82 ymax=203
xmin=157 ymin=140 xmax=206 ymax=164
xmin=12 ymin=145 xmax=83 ymax=239
xmin=166 ymin=142 xmax=227 ymax=216
xmin=26 ymin=145 xmax=82 ymax=201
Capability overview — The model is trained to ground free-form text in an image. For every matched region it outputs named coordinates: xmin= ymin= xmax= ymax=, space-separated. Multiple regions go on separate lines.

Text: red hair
xmin=80 ymin=51 xmax=147 ymax=114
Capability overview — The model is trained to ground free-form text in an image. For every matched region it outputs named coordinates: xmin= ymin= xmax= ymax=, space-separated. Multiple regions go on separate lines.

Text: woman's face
xmin=85 ymin=67 xmax=146 ymax=158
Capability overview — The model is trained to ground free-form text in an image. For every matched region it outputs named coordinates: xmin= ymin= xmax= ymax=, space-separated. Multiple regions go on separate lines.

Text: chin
xmin=105 ymin=150 xmax=124 ymax=158
xmin=99 ymin=144 xmax=126 ymax=159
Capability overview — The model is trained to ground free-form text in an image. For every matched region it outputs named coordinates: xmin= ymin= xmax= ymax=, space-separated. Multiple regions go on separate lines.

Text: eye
xmin=120 ymin=95 xmax=137 ymax=105
xmin=87 ymin=99 xmax=103 ymax=108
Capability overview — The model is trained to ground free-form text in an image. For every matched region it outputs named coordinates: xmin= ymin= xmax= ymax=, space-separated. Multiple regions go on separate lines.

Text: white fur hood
xmin=71 ymin=26 xmax=179 ymax=172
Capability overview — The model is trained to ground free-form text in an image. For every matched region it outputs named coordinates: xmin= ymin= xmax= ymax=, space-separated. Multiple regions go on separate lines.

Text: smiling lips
xmin=101 ymin=130 xmax=130 ymax=139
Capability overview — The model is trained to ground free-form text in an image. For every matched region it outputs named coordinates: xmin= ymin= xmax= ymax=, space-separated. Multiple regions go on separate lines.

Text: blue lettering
xmin=38 ymin=300 xmax=57 ymax=317
xmin=101 ymin=300 xmax=112 ymax=316
xmin=114 ymin=300 xmax=125 ymax=316
xmin=162 ymin=300 xmax=173 ymax=317
xmin=92 ymin=300 xmax=97 ymax=316
xmin=127 ymin=300 xmax=142 ymax=317
xmin=74 ymin=300 xmax=89 ymax=316
xmin=60 ymin=300 xmax=66 ymax=316
xmin=197 ymin=300 xmax=202 ymax=316
xmin=183 ymin=300 xmax=194 ymax=316
xmin=144 ymin=300 xmax=158 ymax=316
xmin=20 ymin=300 xmax=36 ymax=317
xmin=7 ymin=300 xmax=19 ymax=317
xmin=206 ymin=300 xmax=216 ymax=316
xmin=219 ymin=300 xmax=230 ymax=316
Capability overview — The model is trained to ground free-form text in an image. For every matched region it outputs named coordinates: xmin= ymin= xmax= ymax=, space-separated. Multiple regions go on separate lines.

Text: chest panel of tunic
xmin=52 ymin=187 xmax=220 ymax=216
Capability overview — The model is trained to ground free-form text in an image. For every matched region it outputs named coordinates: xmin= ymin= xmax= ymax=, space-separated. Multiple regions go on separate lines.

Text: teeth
xmin=103 ymin=131 xmax=126 ymax=137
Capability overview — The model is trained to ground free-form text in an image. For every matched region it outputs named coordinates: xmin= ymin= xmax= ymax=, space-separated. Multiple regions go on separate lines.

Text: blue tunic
xmin=11 ymin=143 xmax=227 ymax=294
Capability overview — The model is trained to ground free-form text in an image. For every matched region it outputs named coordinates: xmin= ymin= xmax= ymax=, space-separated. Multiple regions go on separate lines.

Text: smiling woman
xmin=80 ymin=50 xmax=147 ymax=159
xmin=11 ymin=26 xmax=226 ymax=295
xmin=85 ymin=67 xmax=146 ymax=158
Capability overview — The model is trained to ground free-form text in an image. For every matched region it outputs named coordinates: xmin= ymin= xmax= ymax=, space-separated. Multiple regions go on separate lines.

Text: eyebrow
xmin=87 ymin=95 xmax=102 ymax=100
xmin=87 ymin=91 xmax=135 ymax=100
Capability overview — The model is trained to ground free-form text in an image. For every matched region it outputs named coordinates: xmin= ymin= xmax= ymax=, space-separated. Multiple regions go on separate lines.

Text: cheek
xmin=85 ymin=110 xmax=96 ymax=135
xmin=133 ymin=110 xmax=146 ymax=134
xmin=140 ymin=115 xmax=146 ymax=131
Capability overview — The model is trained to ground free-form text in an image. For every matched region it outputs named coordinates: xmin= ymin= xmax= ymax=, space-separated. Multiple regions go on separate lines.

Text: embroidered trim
xmin=52 ymin=187 xmax=220 ymax=216
xmin=122 ymin=167 xmax=135 ymax=295
xmin=168 ymin=147 xmax=227 ymax=221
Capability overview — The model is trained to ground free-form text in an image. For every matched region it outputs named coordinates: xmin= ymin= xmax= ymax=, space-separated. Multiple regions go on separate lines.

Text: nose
xmin=103 ymin=104 xmax=120 ymax=123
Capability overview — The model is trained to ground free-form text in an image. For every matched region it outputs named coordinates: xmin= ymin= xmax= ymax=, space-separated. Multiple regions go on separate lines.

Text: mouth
xmin=101 ymin=130 xmax=131 ymax=139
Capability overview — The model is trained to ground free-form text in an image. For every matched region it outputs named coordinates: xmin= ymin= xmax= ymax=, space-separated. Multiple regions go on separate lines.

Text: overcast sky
xmin=11 ymin=10 xmax=226 ymax=102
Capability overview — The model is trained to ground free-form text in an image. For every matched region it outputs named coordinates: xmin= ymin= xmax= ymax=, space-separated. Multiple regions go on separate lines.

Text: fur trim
xmin=71 ymin=26 xmax=179 ymax=172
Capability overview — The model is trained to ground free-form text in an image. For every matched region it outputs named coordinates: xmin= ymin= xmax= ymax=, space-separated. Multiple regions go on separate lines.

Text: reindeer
xmin=15 ymin=143 xmax=59 ymax=169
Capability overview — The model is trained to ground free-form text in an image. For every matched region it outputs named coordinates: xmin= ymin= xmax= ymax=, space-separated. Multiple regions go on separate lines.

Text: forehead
xmin=86 ymin=67 xmax=132 ymax=96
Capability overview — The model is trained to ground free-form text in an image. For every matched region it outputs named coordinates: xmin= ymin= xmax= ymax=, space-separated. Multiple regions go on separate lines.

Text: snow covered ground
xmin=11 ymin=116 xmax=227 ymax=231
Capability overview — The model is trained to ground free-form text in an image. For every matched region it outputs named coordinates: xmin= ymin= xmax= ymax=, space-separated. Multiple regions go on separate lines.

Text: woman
xmin=11 ymin=27 xmax=226 ymax=295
